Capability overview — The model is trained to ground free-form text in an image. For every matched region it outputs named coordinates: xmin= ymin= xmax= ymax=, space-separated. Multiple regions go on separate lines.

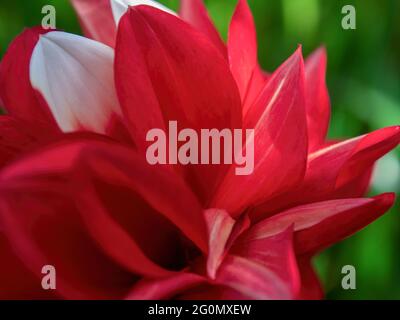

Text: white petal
xmin=110 ymin=0 xmax=177 ymax=26
xmin=30 ymin=31 xmax=121 ymax=133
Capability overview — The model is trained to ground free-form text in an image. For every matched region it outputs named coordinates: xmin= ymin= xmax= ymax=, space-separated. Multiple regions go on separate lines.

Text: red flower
xmin=0 ymin=0 xmax=399 ymax=300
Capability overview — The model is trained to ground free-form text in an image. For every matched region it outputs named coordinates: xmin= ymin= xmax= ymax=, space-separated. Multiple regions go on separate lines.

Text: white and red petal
xmin=111 ymin=0 xmax=176 ymax=26
xmin=1 ymin=28 xmax=122 ymax=136
xmin=30 ymin=31 xmax=122 ymax=134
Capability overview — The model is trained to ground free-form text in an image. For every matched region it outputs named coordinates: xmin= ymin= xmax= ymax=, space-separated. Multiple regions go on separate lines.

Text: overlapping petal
xmin=71 ymin=0 xmax=117 ymax=47
xmin=214 ymin=254 xmax=296 ymax=300
xmin=71 ymin=0 xmax=176 ymax=47
xmin=111 ymin=0 xmax=176 ymax=26
xmin=0 ymin=27 xmax=57 ymax=131
xmin=0 ymin=232 xmax=57 ymax=299
xmin=0 ymin=135 xmax=208 ymax=299
xmin=30 ymin=31 xmax=122 ymax=134
xmin=0 ymin=116 xmax=54 ymax=168
xmin=228 ymin=0 xmax=267 ymax=113
xmin=253 ymin=126 xmax=400 ymax=219
xmin=180 ymin=0 xmax=226 ymax=56
xmin=212 ymin=48 xmax=308 ymax=216
xmin=115 ymin=6 xmax=242 ymax=203
xmin=305 ymin=47 xmax=330 ymax=151
xmin=1 ymin=28 xmax=122 ymax=135
xmin=71 ymin=0 xmax=226 ymax=54
xmin=243 ymin=194 xmax=395 ymax=256
xmin=0 ymin=0 xmax=397 ymax=301
xmin=296 ymin=257 xmax=323 ymax=300
xmin=126 ymin=273 xmax=206 ymax=300
xmin=231 ymin=227 xmax=300 ymax=298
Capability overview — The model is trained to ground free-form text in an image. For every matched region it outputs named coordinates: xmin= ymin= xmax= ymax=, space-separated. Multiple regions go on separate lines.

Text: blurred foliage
xmin=0 ymin=0 xmax=399 ymax=299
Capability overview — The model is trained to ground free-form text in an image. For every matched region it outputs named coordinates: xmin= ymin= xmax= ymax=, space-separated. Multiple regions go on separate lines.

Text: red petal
xmin=126 ymin=273 xmax=206 ymax=300
xmin=0 ymin=136 xmax=208 ymax=298
xmin=296 ymin=256 xmax=323 ymax=300
xmin=228 ymin=0 xmax=266 ymax=112
xmin=0 ymin=116 xmax=39 ymax=167
xmin=75 ymin=141 xmax=209 ymax=254
xmin=244 ymin=194 xmax=395 ymax=256
xmin=212 ymin=48 xmax=308 ymax=216
xmin=178 ymin=285 xmax=250 ymax=300
xmin=333 ymin=166 xmax=373 ymax=198
xmin=0 ymin=232 xmax=57 ymax=299
xmin=70 ymin=0 xmax=117 ymax=47
xmin=115 ymin=6 xmax=241 ymax=203
xmin=115 ymin=6 xmax=241 ymax=145
xmin=0 ymin=185 xmax=135 ymax=299
xmin=3 ymin=135 xmax=208 ymax=253
xmin=253 ymin=126 xmax=400 ymax=219
xmin=0 ymin=116 xmax=67 ymax=169
xmin=179 ymin=0 xmax=226 ymax=57
xmin=231 ymin=227 xmax=301 ymax=297
xmin=215 ymin=254 xmax=297 ymax=299
xmin=296 ymin=194 xmax=395 ymax=254
xmin=305 ymin=47 xmax=330 ymax=151
xmin=0 ymin=27 xmax=58 ymax=130
xmin=335 ymin=126 xmax=400 ymax=189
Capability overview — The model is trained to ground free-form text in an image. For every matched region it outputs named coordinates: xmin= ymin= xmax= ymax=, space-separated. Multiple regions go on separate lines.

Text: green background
xmin=0 ymin=0 xmax=399 ymax=299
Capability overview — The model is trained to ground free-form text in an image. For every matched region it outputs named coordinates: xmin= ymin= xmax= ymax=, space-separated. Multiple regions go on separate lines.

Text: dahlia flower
xmin=0 ymin=0 xmax=399 ymax=300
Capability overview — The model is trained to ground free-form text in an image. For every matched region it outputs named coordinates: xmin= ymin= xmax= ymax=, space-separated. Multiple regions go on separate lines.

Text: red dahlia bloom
xmin=0 ymin=0 xmax=399 ymax=300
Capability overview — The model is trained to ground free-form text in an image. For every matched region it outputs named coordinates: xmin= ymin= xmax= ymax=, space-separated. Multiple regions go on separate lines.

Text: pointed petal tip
xmin=274 ymin=46 xmax=304 ymax=75
xmin=393 ymin=125 xmax=400 ymax=142
xmin=125 ymin=1 xmax=176 ymax=17
xmin=238 ymin=0 xmax=250 ymax=9
xmin=380 ymin=125 xmax=400 ymax=143
xmin=373 ymin=192 xmax=396 ymax=207
xmin=318 ymin=46 xmax=327 ymax=56
xmin=314 ymin=46 xmax=327 ymax=57
xmin=307 ymin=46 xmax=327 ymax=65
xmin=291 ymin=45 xmax=305 ymax=63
